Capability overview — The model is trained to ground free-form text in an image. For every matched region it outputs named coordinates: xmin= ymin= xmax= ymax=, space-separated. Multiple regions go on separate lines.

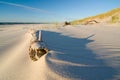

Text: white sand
xmin=0 ymin=24 xmax=120 ymax=80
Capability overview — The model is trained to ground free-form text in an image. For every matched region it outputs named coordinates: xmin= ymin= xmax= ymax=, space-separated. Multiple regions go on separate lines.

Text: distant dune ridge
xmin=71 ymin=7 xmax=120 ymax=25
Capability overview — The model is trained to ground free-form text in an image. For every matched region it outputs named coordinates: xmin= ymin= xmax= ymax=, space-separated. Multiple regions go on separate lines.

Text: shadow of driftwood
xmin=41 ymin=31 xmax=116 ymax=80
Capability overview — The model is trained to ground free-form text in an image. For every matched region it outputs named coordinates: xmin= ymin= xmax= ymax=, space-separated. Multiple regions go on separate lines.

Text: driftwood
xmin=64 ymin=21 xmax=71 ymax=26
xmin=29 ymin=30 xmax=48 ymax=61
xmin=29 ymin=46 xmax=48 ymax=61
xmin=84 ymin=20 xmax=99 ymax=25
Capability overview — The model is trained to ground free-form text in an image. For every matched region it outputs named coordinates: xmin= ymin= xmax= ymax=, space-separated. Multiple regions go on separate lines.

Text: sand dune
xmin=0 ymin=24 xmax=120 ymax=80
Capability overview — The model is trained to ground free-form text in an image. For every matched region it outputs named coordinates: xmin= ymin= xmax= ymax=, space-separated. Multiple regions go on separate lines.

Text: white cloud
xmin=0 ymin=1 xmax=54 ymax=14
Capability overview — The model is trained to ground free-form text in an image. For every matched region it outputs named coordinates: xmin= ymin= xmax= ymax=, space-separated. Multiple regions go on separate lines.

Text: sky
xmin=0 ymin=0 xmax=120 ymax=22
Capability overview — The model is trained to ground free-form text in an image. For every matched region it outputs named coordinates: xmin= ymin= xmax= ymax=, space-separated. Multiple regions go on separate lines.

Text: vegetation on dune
xmin=71 ymin=7 xmax=120 ymax=25
xmin=111 ymin=16 xmax=119 ymax=23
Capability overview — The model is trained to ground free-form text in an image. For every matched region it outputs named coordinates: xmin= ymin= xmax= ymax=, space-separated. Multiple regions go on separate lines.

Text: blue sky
xmin=0 ymin=0 xmax=120 ymax=22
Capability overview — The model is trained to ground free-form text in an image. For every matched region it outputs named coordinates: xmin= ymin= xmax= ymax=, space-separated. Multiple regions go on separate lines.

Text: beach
xmin=0 ymin=24 xmax=120 ymax=80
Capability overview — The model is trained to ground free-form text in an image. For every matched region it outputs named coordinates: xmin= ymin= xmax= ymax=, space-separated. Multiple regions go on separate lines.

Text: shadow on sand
xmin=41 ymin=31 xmax=116 ymax=80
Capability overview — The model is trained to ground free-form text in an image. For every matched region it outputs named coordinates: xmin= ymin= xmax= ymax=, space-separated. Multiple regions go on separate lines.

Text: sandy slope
xmin=0 ymin=24 xmax=120 ymax=80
